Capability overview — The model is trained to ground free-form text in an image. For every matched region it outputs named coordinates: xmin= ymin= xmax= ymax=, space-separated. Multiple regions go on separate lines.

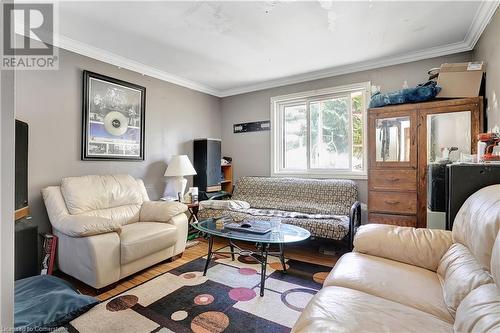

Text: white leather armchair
xmin=42 ymin=174 xmax=188 ymax=289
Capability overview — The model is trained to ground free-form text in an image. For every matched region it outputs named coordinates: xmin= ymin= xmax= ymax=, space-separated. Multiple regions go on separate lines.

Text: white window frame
xmin=270 ymin=82 xmax=370 ymax=180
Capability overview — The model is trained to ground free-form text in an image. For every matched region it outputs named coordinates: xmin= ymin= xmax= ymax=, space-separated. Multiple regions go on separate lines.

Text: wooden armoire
xmin=368 ymin=97 xmax=483 ymax=228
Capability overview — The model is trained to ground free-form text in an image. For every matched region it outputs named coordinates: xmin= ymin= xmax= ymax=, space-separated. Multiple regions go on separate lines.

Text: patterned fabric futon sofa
xmin=198 ymin=177 xmax=361 ymax=248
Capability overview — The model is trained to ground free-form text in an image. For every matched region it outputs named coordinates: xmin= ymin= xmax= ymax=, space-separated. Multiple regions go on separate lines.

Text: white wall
xmin=221 ymin=52 xmax=473 ymax=205
xmin=474 ymin=7 xmax=500 ymax=131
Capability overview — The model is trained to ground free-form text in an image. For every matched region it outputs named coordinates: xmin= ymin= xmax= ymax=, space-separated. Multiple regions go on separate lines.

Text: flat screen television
xmin=15 ymin=119 xmax=28 ymax=215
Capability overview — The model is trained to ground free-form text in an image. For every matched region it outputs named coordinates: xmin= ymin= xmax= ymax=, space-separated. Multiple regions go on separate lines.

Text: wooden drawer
xmin=368 ymin=213 xmax=417 ymax=227
xmin=369 ymin=191 xmax=417 ymax=214
xmin=369 ymin=169 xmax=416 ymax=192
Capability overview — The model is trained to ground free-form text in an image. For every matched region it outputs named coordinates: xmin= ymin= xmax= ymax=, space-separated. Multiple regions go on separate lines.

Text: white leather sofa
xmin=293 ymin=184 xmax=500 ymax=333
xmin=42 ymin=174 xmax=188 ymax=289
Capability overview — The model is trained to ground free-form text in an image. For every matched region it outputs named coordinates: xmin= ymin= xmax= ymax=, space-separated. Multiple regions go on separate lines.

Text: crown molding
xmin=52 ymin=34 xmax=223 ymax=97
xmin=219 ymin=40 xmax=471 ymax=97
xmin=464 ymin=0 xmax=499 ymax=48
xmin=13 ymin=23 xmax=221 ymax=96
xmin=37 ymin=1 xmax=499 ymax=98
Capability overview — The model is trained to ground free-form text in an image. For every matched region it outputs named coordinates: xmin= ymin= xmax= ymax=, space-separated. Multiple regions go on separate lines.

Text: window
xmin=271 ymin=82 xmax=370 ymax=179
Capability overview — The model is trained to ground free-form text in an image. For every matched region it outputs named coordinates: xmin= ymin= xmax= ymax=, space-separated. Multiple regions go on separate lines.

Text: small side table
xmin=186 ymin=202 xmax=200 ymax=243
xmin=186 ymin=202 xmax=199 ymax=223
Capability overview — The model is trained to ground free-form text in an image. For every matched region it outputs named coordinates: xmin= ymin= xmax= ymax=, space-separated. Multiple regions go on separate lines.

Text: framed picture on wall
xmin=82 ymin=70 xmax=146 ymax=160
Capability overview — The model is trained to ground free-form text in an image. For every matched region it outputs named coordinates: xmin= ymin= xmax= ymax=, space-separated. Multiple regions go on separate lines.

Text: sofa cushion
xmin=292 ymin=286 xmax=453 ymax=333
xmin=452 ymin=184 xmax=500 ymax=271
xmin=61 ymin=175 xmax=144 ymax=215
xmin=120 ymin=222 xmax=177 ymax=264
xmin=232 ymin=177 xmax=357 ymax=215
xmin=324 ymin=252 xmax=453 ymax=323
xmin=79 ymin=204 xmax=142 ymax=226
xmin=353 ymin=224 xmax=452 ymax=271
xmin=233 ymin=207 xmax=344 ymax=220
xmin=454 ymin=283 xmax=500 ymax=332
xmin=493 ymin=233 xmax=500 ymax=287
xmin=437 ymin=243 xmax=493 ymax=317
xmin=197 ymin=208 xmax=349 ymax=240
xmin=461 ymin=234 xmax=500 ymax=331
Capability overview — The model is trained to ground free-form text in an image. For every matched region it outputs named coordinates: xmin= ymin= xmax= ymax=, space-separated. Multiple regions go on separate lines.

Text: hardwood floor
xmin=58 ymin=237 xmax=344 ymax=301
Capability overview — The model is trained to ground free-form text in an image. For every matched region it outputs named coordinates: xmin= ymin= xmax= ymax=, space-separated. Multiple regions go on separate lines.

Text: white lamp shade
xmin=164 ymin=155 xmax=197 ymax=177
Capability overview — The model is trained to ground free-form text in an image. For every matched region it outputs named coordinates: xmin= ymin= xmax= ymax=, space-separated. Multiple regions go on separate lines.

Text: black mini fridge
xmin=446 ymin=164 xmax=500 ymax=230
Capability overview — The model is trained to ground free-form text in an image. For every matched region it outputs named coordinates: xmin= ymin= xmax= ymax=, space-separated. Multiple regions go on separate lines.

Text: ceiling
xmin=54 ymin=1 xmax=499 ymax=97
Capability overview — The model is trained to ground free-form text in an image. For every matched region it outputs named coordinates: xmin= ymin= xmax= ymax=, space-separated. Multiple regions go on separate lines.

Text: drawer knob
xmin=387 ymin=178 xmax=400 ymax=182
xmin=385 ymin=200 xmax=400 ymax=205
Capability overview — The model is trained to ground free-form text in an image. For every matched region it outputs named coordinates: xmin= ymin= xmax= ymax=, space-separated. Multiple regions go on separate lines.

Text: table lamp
xmin=164 ymin=155 xmax=197 ymax=200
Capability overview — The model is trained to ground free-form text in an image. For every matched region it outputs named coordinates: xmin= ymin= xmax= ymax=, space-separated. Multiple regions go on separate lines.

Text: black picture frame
xmin=82 ymin=70 xmax=146 ymax=161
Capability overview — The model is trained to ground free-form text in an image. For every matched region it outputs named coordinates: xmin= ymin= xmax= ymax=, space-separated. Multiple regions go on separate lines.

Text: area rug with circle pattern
xmin=63 ymin=246 xmax=331 ymax=333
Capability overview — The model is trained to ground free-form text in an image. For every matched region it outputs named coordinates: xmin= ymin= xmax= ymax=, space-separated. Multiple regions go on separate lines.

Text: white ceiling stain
xmin=318 ymin=0 xmax=338 ymax=32
xmin=184 ymin=2 xmax=233 ymax=34
xmin=260 ymin=1 xmax=280 ymax=14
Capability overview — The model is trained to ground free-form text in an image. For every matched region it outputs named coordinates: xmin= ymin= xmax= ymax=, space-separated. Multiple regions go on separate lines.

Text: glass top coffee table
xmin=191 ymin=218 xmax=311 ymax=296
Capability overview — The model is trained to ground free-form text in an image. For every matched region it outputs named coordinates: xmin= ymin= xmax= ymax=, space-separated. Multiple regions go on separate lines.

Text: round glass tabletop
xmin=191 ymin=218 xmax=311 ymax=244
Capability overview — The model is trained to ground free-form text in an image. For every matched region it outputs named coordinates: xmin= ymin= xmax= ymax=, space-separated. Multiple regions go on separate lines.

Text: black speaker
xmin=193 ymin=139 xmax=221 ymax=192
xmin=15 ymin=119 xmax=29 ymax=212
xmin=15 ymin=219 xmax=39 ymax=280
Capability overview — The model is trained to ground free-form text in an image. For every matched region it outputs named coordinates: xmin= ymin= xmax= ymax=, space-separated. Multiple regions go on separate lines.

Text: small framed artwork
xmin=82 ymin=70 xmax=146 ymax=160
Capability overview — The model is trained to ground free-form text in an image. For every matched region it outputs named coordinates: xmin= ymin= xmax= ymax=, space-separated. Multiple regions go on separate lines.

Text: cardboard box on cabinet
xmin=437 ymin=62 xmax=485 ymax=98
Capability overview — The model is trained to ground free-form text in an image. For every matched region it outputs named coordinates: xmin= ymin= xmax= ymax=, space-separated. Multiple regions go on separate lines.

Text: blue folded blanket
xmin=369 ymin=81 xmax=441 ymax=108
xmin=15 ymin=275 xmax=98 ymax=331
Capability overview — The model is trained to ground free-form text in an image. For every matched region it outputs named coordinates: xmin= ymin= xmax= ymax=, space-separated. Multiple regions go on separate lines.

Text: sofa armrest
xmin=140 ymin=202 xmax=189 ymax=255
xmin=199 ymin=200 xmax=250 ymax=211
xmin=55 ymin=215 xmax=122 ymax=237
xmin=139 ymin=201 xmax=187 ymax=222
xmin=348 ymin=201 xmax=362 ymax=251
xmin=353 ymin=224 xmax=453 ymax=271
xmin=55 ymin=230 xmax=121 ymax=289
xmin=166 ymin=214 xmax=188 ymax=255
xmin=207 ymin=192 xmax=232 ymax=200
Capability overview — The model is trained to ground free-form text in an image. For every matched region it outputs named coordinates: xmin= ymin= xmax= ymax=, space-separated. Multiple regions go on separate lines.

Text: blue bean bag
xmin=15 ymin=275 xmax=98 ymax=331
xmin=369 ymin=81 xmax=442 ymax=108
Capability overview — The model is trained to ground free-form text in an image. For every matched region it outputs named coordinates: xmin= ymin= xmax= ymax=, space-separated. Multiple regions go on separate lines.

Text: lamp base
xmin=163 ymin=176 xmax=188 ymax=201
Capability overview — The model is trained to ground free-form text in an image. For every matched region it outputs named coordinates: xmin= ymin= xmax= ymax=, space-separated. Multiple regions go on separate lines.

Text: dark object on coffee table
xmin=225 ymin=220 xmax=272 ymax=234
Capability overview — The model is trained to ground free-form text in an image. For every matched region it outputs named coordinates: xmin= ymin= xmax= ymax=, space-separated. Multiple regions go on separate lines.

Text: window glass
xmin=272 ymin=83 xmax=369 ymax=178
xmin=310 ymin=96 xmax=349 ymax=169
xmin=352 ymin=92 xmax=364 ymax=170
xmin=283 ymin=104 xmax=307 ymax=169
